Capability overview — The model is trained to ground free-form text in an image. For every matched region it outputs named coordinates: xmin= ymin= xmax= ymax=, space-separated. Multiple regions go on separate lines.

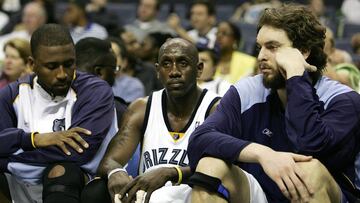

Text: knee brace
xmin=188 ymin=172 xmax=230 ymax=202
xmin=42 ymin=163 xmax=85 ymax=203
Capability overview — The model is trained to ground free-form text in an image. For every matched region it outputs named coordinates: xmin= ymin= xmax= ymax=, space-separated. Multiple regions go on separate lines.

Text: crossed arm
xmin=0 ymin=81 xmax=114 ymax=169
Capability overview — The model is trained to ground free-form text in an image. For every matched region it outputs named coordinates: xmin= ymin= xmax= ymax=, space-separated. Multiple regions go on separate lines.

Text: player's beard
xmin=262 ymin=68 xmax=286 ymax=89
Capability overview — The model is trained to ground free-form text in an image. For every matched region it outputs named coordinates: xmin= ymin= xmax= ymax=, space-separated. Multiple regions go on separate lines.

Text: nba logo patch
xmin=52 ymin=118 xmax=65 ymax=132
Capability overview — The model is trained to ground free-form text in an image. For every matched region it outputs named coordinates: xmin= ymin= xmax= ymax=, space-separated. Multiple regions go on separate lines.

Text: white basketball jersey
xmin=14 ymin=76 xmax=76 ymax=135
xmin=139 ymin=89 xmax=220 ymax=174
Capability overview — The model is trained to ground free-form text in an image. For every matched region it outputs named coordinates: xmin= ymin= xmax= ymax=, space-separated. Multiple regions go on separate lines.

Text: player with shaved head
xmin=81 ymin=38 xmax=221 ymax=203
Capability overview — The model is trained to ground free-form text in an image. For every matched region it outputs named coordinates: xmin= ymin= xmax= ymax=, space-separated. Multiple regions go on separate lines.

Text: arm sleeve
xmin=9 ymin=81 xmax=115 ymax=166
xmin=188 ymin=86 xmax=251 ymax=171
xmin=286 ymin=73 xmax=360 ymax=169
xmin=0 ymin=84 xmax=34 ymax=157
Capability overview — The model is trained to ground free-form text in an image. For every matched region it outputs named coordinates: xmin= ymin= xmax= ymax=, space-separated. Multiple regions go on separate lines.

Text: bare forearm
xmin=97 ymin=141 xmax=137 ymax=177
xmin=97 ymin=157 xmax=125 ymax=177
xmin=238 ymin=143 xmax=274 ymax=163
xmin=97 ymin=134 xmax=136 ymax=177
xmin=98 ymin=99 xmax=146 ymax=177
xmin=97 ymin=131 xmax=140 ymax=177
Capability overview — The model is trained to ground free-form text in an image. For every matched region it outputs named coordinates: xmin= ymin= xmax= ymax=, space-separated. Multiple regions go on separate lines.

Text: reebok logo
xmin=262 ymin=128 xmax=273 ymax=137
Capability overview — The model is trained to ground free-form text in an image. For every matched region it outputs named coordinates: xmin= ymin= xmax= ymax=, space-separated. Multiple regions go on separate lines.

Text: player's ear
xmin=94 ymin=66 xmax=102 ymax=77
xmin=28 ymin=56 xmax=35 ymax=72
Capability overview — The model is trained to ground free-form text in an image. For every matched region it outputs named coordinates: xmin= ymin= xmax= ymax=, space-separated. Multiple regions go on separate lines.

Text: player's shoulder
xmin=129 ymin=96 xmax=149 ymax=111
xmin=0 ymin=74 xmax=35 ymax=102
xmin=72 ymin=71 xmax=111 ymax=95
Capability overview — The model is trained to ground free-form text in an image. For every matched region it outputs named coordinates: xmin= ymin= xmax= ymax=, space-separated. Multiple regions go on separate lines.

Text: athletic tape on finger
xmin=114 ymin=194 xmax=122 ymax=203
xmin=135 ymin=190 xmax=147 ymax=203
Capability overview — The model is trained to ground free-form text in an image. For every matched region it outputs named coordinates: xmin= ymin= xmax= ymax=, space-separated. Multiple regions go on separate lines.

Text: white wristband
xmin=108 ymin=168 xmax=128 ymax=179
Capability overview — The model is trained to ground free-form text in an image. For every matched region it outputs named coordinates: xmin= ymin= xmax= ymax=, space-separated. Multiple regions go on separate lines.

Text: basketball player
xmin=75 ymin=37 xmax=128 ymax=126
xmin=81 ymin=38 xmax=220 ymax=203
xmin=188 ymin=5 xmax=360 ymax=203
xmin=0 ymin=24 xmax=117 ymax=203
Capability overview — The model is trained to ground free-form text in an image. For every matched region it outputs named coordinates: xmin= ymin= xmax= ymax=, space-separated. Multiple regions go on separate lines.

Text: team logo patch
xmin=52 ymin=118 xmax=65 ymax=132
xmin=173 ymin=133 xmax=180 ymax=140
xmin=169 ymin=132 xmax=185 ymax=141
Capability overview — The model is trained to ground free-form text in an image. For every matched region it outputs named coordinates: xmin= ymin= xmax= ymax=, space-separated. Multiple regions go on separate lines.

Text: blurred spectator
xmin=1 ymin=0 xmax=55 ymax=35
xmin=197 ymin=45 xmax=230 ymax=96
xmin=125 ymin=0 xmax=175 ymax=42
xmin=125 ymin=55 xmax=162 ymax=96
xmin=0 ymin=38 xmax=31 ymax=89
xmin=0 ymin=2 xmax=46 ymax=60
xmin=139 ymin=32 xmax=172 ymax=64
xmin=230 ymin=0 xmax=281 ymax=24
xmin=324 ymin=27 xmax=352 ymax=67
xmin=352 ymin=33 xmax=360 ymax=54
xmin=18 ymin=1 xmax=47 ymax=34
xmin=308 ymin=0 xmax=338 ymax=33
xmin=308 ymin=0 xmax=324 ymax=17
xmin=63 ymin=0 xmax=108 ymax=43
xmin=86 ymin=0 xmax=107 ymax=12
xmin=109 ymin=37 xmax=145 ymax=103
xmin=215 ymin=21 xmax=256 ymax=84
xmin=187 ymin=0 xmax=217 ymax=48
xmin=167 ymin=0 xmax=217 ymax=48
xmin=120 ymin=30 xmax=141 ymax=58
xmin=334 ymin=63 xmax=360 ymax=92
xmin=85 ymin=0 xmax=119 ymax=34
xmin=36 ymin=0 xmax=56 ymax=24
xmin=120 ymin=30 xmax=163 ymax=95
xmin=1 ymin=0 xmax=23 ymax=35
xmin=341 ymin=0 xmax=360 ymax=25
xmin=308 ymin=0 xmax=326 ymax=23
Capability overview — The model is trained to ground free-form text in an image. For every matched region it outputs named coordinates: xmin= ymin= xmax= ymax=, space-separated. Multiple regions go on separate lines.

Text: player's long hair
xmin=258 ymin=4 xmax=327 ymax=83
